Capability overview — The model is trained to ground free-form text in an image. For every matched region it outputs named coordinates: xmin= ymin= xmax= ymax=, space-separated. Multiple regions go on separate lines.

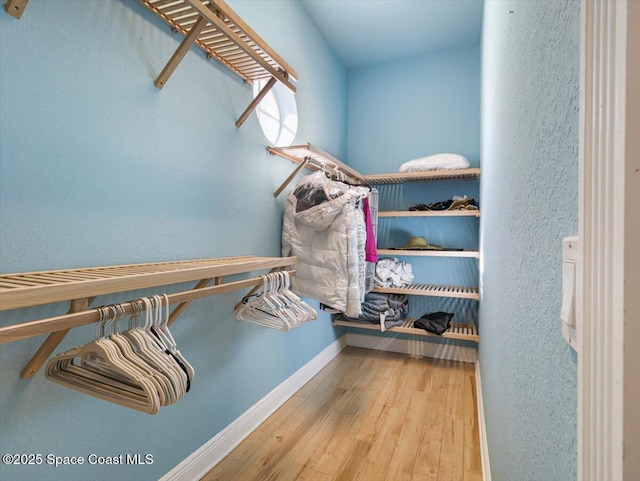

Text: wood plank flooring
xmin=202 ymin=347 xmax=482 ymax=481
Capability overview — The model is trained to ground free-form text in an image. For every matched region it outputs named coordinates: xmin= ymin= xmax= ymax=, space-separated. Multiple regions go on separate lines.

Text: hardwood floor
xmin=202 ymin=347 xmax=482 ymax=481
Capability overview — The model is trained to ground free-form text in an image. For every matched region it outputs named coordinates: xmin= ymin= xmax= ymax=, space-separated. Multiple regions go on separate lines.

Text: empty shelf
xmin=372 ymin=283 xmax=479 ymax=300
xmin=333 ymin=317 xmax=479 ymax=343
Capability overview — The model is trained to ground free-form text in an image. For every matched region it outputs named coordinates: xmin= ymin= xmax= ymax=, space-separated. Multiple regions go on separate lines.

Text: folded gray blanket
xmin=344 ymin=293 xmax=409 ymax=328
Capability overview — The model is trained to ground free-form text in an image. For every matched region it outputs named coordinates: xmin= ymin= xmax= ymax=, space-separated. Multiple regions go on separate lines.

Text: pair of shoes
xmin=409 ymin=203 xmax=428 ymax=211
xmin=427 ymin=199 xmax=453 ymax=210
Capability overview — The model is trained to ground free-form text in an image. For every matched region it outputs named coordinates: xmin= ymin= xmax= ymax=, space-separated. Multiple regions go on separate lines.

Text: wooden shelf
xmin=377 ymin=249 xmax=480 ymax=259
xmin=378 ymin=210 xmax=480 ymax=218
xmin=0 ymin=255 xmax=294 ymax=311
xmin=364 ymin=168 xmax=481 ymax=185
xmin=333 ymin=318 xmax=479 ymax=343
xmin=6 ymin=0 xmax=297 ymax=127
xmin=140 ymin=0 xmax=296 ymax=90
xmin=0 ymin=255 xmax=297 ymax=378
xmin=268 ymin=144 xmax=366 ymax=183
xmin=372 ymin=283 xmax=479 ymax=300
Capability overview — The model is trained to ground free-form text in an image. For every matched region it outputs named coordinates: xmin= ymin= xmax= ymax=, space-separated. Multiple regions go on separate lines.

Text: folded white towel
xmin=399 ymin=153 xmax=470 ymax=173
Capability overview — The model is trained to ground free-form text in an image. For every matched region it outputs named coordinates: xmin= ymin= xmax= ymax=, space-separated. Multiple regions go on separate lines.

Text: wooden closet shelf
xmin=0 ymin=255 xmax=295 ymax=311
xmin=6 ymin=0 xmax=297 ymax=127
xmin=377 ymin=249 xmax=480 ymax=259
xmin=268 ymin=144 xmax=367 ymax=183
xmin=333 ymin=318 xmax=479 ymax=343
xmin=139 ymin=0 xmax=297 ymax=91
xmin=372 ymin=283 xmax=480 ymax=300
xmin=378 ymin=210 xmax=480 ymax=218
xmin=0 ymin=255 xmax=297 ymax=378
xmin=364 ymin=168 xmax=481 ymax=184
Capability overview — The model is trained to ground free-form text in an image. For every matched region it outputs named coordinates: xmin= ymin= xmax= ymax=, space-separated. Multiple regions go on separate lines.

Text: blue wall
xmin=0 ymin=1 xmax=346 ymax=480
xmin=480 ymin=1 xmax=579 ymax=480
xmin=347 ymin=45 xmax=481 ymax=337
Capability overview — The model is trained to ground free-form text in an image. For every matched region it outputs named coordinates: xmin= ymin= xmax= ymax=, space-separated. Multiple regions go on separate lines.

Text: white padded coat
xmin=282 ymin=187 xmax=366 ymax=318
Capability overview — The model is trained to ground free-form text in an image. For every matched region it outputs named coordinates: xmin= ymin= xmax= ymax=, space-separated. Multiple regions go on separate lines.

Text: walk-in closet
xmin=4 ymin=1 xmax=633 ymax=481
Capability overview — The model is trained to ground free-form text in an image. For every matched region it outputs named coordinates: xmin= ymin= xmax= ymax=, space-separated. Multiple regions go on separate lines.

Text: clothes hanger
xmin=234 ymin=275 xmax=292 ymax=331
xmin=106 ymin=303 xmax=178 ymax=406
xmin=153 ymin=294 xmax=194 ymax=383
xmin=141 ymin=296 xmax=189 ymax=396
xmin=119 ymin=299 xmax=182 ymax=403
xmin=277 ymin=271 xmax=317 ymax=322
xmin=45 ymin=305 xmax=161 ymax=414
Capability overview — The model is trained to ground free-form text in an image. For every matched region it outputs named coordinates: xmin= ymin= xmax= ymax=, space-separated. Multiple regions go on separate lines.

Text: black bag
xmin=414 ymin=311 xmax=454 ymax=335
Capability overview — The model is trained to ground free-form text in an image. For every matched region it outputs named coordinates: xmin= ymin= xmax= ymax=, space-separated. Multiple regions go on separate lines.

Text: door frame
xmin=578 ymin=1 xmax=639 ymax=480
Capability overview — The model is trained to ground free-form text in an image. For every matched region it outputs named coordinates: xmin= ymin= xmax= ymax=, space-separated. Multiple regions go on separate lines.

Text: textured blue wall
xmin=480 ymin=1 xmax=579 ymax=480
xmin=0 ymin=1 xmax=346 ymax=480
xmin=347 ymin=45 xmax=481 ymax=338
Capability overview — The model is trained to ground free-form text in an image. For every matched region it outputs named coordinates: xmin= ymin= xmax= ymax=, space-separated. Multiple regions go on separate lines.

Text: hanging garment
xmin=363 ymin=197 xmax=378 ymax=263
xmin=282 ymin=172 xmax=368 ymax=317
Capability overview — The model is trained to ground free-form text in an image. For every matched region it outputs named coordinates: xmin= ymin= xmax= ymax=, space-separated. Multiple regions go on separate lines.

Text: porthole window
xmin=252 ymin=79 xmax=298 ymax=147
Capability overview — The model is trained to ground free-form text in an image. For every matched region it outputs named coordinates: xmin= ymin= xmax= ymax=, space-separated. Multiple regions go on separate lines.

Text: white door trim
xmin=578 ymin=1 xmax=639 ymax=480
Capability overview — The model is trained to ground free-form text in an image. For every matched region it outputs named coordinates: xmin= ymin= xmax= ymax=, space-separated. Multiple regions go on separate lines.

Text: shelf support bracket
xmin=155 ymin=15 xmax=208 ymax=89
xmin=167 ymin=276 xmax=221 ymax=327
xmin=20 ymin=297 xmax=94 ymax=379
xmin=235 ymin=76 xmax=277 ymax=128
xmin=274 ymin=156 xmax=310 ymax=197
xmin=5 ymin=0 xmax=29 ymax=19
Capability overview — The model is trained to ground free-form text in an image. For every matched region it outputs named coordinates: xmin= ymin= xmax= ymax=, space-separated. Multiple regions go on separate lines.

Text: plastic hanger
xmin=45 ymin=306 xmax=161 ymax=414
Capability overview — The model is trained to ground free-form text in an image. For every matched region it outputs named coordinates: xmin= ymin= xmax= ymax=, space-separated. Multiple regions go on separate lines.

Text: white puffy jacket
xmin=282 ymin=185 xmax=366 ymax=318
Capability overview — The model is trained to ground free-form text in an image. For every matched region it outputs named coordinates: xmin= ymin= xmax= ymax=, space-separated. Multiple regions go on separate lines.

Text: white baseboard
xmin=345 ymin=332 xmax=476 ymax=363
xmin=475 ymin=356 xmax=491 ymax=481
xmin=159 ymin=335 xmax=348 ymax=481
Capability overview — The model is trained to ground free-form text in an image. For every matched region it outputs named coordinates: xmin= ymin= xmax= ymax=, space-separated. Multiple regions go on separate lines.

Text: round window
xmin=252 ymin=79 xmax=298 ymax=147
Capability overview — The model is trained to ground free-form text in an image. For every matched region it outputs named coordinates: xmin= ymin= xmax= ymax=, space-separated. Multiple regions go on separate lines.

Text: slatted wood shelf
xmin=377 ymin=249 xmax=480 ymax=259
xmin=139 ymin=0 xmax=297 ymax=91
xmin=0 ymin=255 xmax=297 ymax=378
xmin=333 ymin=317 xmax=479 ymax=343
xmin=0 ymin=255 xmax=294 ymax=311
xmin=268 ymin=144 xmax=366 ymax=183
xmin=378 ymin=210 xmax=480 ymax=218
xmin=372 ymin=283 xmax=480 ymax=300
xmin=364 ymin=168 xmax=481 ymax=184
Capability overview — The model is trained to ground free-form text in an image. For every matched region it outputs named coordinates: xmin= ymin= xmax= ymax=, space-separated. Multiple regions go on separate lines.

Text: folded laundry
xmin=344 ymin=292 xmax=409 ymax=330
xmin=375 ymin=258 xmax=414 ymax=288
xmin=414 ymin=311 xmax=454 ymax=335
xmin=409 ymin=196 xmax=478 ymax=212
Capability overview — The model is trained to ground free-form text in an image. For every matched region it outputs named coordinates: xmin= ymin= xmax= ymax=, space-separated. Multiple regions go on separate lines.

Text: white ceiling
xmin=300 ymin=0 xmax=484 ymax=69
